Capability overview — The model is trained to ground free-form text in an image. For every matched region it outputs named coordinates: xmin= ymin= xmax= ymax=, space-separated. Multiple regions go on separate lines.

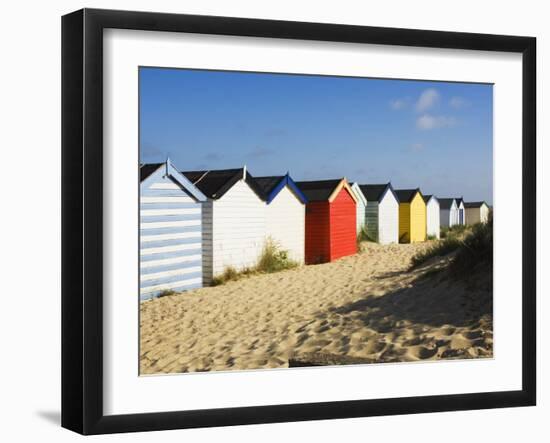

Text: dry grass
xmin=411 ymin=215 xmax=493 ymax=276
xmin=212 ymin=238 xmax=299 ymax=286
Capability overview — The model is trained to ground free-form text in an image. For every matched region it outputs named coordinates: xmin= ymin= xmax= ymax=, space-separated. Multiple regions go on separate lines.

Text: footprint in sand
xmin=315 ymin=323 xmax=331 ymax=334
xmin=364 ymin=339 xmax=386 ymax=354
xmin=463 ymin=329 xmax=484 ymax=340
xmin=248 ymin=339 xmax=260 ymax=350
xmin=438 ymin=326 xmax=456 ymax=336
xmin=402 ymin=336 xmax=425 ymax=347
xmin=409 ymin=345 xmax=438 ymax=360
xmin=295 ymin=332 xmax=310 ymax=347
xmin=309 ymin=338 xmax=333 ymax=348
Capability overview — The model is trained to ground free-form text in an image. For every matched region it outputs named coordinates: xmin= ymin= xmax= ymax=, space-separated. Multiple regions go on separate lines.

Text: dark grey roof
xmin=455 ymin=197 xmax=464 ymax=206
xmin=359 ymin=184 xmax=388 ymax=202
xmin=140 ymin=163 xmax=163 ymax=182
xmin=422 ymin=194 xmax=439 ymax=203
xmin=295 ymin=179 xmax=342 ymax=202
xmin=181 ymin=168 xmax=263 ymax=200
xmin=253 ymin=176 xmax=285 ymax=201
xmin=464 ymin=201 xmax=488 ymax=208
xmin=438 ymin=198 xmax=456 ymax=210
xmin=394 ymin=188 xmax=421 ymax=203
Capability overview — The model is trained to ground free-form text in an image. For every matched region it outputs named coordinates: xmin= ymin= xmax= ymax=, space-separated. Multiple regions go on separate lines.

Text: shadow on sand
xmin=317 ymin=266 xmax=493 ymax=332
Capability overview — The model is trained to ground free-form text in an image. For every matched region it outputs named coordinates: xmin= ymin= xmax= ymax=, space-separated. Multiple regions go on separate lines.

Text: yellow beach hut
xmin=395 ymin=188 xmax=427 ymax=243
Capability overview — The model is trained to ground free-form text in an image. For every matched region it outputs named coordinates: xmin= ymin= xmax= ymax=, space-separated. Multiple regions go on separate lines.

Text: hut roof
xmin=394 ymin=188 xmax=421 ymax=203
xmin=295 ymin=179 xmax=343 ymax=202
xmin=349 ymin=183 xmax=367 ymax=206
xmin=253 ymin=175 xmax=308 ymax=204
xmin=141 ymin=161 xmax=207 ymax=202
xmin=253 ymin=176 xmax=283 ymax=197
xmin=438 ymin=198 xmax=456 ymax=210
xmin=181 ymin=168 xmax=263 ymax=200
xmin=140 ymin=163 xmax=163 ymax=182
xmin=423 ymin=194 xmax=439 ymax=203
xmin=359 ymin=183 xmax=392 ymax=202
xmin=464 ymin=201 xmax=488 ymax=208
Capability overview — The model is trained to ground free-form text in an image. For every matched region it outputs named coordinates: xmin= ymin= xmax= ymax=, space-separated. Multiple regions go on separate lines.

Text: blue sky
xmin=140 ymin=68 xmax=493 ymax=203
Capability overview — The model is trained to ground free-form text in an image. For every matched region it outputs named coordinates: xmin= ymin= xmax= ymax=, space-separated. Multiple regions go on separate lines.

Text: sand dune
xmin=140 ymin=242 xmax=493 ymax=374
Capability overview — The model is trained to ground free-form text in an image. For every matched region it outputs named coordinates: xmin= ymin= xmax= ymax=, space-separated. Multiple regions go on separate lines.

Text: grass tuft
xmin=399 ymin=232 xmax=410 ymax=243
xmin=440 ymin=224 xmax=468 ymax=239
xmin=257 ymin=238 xmax=299 ymax=273
xmin=212 ymin=238 xmax=298 ymax=286
xmin=411 ymin=214 xmax=493 ymax=276
xmin=357 ymin=226 xmax=376 ymax=247
xmin=212 ymin=266 xmax=255 ymax=286
xmin=450 ymin=216 xmax=493 ymax=276
xmin=410 ymin=237 xmax=462 ymax=269
xmin=157 ymin=289 xmax=177 ymax=298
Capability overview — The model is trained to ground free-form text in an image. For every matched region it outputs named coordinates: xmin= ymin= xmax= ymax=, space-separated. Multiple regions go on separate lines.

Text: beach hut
xmin=359 ymin=183 xmax=399 ymax=244
xmin=456 ymin=197 xmax=466 ymax=225
xmin=253 ymin=174 xmax=308 ymax=263
xmin=423 ymin=194 xmax=441 ymax=239
xmin=439 ymin=198 xmax=459 ymax=228
xmin=350 ymin=182 xmax=367 ymax=234
xmin=140 ymin=160 xmax=207 ymax=301
xmin=395 ymin=188 xmax=427 ymax=243
xmin=296 ymin=178 xmax=358 ymax=264
xmin=182 ymin=167 xmax=266 ymax=285
xmin=465 ymin=201 xmax=490 ymax=224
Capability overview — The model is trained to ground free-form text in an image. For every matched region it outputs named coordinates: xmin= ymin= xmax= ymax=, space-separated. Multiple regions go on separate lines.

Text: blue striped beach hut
xmin=140 ymin=160 xmax=207 ymax=301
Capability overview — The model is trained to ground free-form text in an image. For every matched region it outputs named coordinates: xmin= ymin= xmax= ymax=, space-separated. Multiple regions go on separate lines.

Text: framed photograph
xmin=61 ymin=8 xmax=536 ymax=435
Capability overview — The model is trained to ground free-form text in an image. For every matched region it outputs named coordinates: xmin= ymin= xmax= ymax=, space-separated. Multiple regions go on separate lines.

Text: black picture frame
xmin=61 ymin=8 xmax=536 ymax=435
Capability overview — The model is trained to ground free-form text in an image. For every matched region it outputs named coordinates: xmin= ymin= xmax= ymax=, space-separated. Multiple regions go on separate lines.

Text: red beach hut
xmin=296 ymin=178 xmax=358 ymax=264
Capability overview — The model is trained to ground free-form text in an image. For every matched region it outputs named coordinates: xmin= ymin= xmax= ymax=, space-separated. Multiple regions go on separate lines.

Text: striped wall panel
xmin=365 ymin=202 xmax=379 ymax=242
xmin=140 ymin=167 xmax=203 ymax=301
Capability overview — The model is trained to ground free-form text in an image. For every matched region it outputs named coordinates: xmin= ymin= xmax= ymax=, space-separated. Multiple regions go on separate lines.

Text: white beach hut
xmin=465 ymin=201 xmax=490 ymax=224
xmin=253 ymin=174 xmax=308 ymax=263
xmin=456 ymin=198 xmax=466 ymax=225
xmin=182 ymin=167 xmax=267 ymax=285
xmin=350 ymin=182 xmax=368 ymax=234
xmin=423 ymin=194 xmax=441 ymax=239
xmin=359 ymin=183 xmax=399 ymax=244
xmin=139 ymin=160 xmax=207 ymax=301
xmin=439 ymin=198 xmax=458 ymax=228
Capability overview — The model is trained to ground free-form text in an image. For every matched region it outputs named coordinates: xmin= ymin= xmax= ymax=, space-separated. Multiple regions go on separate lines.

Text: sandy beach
xmin=140 ymin=242 xmax=493 ymax=374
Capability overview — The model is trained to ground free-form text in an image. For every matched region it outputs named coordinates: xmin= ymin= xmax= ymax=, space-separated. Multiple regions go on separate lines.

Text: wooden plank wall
xmin=266 ymin=185 xmax=305 ymax=263
xmin=140 ymin=168 xmax=202 ymax=300
xmin=409 ymin=193 xmax=427 ymax=242
xmin=304 ymin=202 xmax=330 ymax=264
xmin=210 ymin=180 xmax=267 ymax=278
xmin=329 ymin=188 xmax=357 ymax=261
xmin=379 ymin=193 xmax=399 ymax=244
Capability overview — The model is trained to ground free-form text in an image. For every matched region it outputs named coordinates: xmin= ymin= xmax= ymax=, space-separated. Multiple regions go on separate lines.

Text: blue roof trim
xmin=166 ymin=159 xmax=207 ymax=202
xmin=266 ymin=174 xmax=308 ymax=204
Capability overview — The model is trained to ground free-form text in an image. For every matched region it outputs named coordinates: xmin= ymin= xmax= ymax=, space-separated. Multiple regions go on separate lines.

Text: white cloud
xmin=410 ymin=143 xmax=424 ymax=152
xmin=416 ymin=88 xmax=440 ymax=112
xmin=449 ymin=96 xmax=469 ymax=109
xmin=416 ymin=114 xmax=457 ymax=130
xmin=389 ymin=99 xmax=407 ymax=110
